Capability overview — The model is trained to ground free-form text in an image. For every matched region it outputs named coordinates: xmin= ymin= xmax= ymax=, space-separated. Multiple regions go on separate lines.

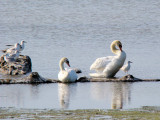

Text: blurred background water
xmin=0 ymin=0 xmax=160 ymax=109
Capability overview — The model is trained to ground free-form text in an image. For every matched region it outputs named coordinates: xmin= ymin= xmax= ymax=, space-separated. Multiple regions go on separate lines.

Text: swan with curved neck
xmin=90 ymin=40 xmax=126 ymax=78
xmin=58 ymin=57 xmax=78 ymax=83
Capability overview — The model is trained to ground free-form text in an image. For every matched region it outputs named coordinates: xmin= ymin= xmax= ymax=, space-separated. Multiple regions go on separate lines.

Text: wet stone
xmin=0 ymin=55 xmax=32 ymax=75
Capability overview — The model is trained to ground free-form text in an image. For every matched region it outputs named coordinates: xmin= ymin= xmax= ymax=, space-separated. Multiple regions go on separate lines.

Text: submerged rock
xmin=118 ymin=74 xmax=141 ymax=81
xmin=22 ymin=72 xmax=57 ymax=83
xmin=78 ymin=74 xmax=143 ymax=82
xmin=0 ymin=72 xmax=58 ymax=84
xmin=0 ymin=55 xmax=32 ymax=75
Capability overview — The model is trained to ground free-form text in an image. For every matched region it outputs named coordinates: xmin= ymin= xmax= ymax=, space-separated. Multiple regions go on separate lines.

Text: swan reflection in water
xmin=91 ymin=82 xmax=131 ymax=109
xmin=111 ymin=82 xmax=131 ymax=109
xmin=58 ymin=83 xmax=77 ymax=109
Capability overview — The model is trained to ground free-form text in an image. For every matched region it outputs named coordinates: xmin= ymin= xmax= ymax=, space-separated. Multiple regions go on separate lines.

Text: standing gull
xmin=9 ymin=50 xmax=20 ymax=60
xmin=4 ymin=54 xmax=16 ymax=63
xmin=2 ymin=43 xmax=20 ymax=54
xmin=19 ymin=40 xmax=27 ymax=51
xmin=120 ymin=61 xmax=132 ymax=74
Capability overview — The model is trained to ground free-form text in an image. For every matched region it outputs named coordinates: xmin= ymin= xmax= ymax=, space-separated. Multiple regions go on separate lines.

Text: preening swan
xmin=58 ymin=57 xmax=78 ymax=83
xmin=121 ymin=61 xmax=132 ymax=74
xmin=90 ymin=40 xmax=126 ymax=78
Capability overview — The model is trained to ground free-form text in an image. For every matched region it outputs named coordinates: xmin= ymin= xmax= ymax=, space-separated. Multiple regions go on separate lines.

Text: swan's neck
xmin=59 ymin=60 xmax=65 ymax=71
xmin=110 ymin=43 xmax=120 ymax=55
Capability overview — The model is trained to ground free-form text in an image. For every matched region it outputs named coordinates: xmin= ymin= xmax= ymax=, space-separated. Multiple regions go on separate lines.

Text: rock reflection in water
xmin=58 ymin=83 xmax=77 ymax=109
xmin=0 ymin=84 xmax=40 ymax=108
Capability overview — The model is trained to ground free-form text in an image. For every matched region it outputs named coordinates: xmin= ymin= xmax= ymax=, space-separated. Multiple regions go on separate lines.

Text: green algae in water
xmin=1 ymin=107 xmax=160 ymax=120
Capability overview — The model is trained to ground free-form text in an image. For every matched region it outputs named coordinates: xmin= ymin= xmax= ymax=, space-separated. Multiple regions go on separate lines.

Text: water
xmin=0 ymin=82 xmax=160 ymax=110
xmin=0 ymin=0 xmax=160 ymax=109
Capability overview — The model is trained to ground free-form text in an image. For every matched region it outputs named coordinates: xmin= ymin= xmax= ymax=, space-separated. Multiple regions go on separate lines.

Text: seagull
xmin=9 ymin=50 xmax=20 ymax=60
xmin=120 ymin=61 xmax=132 ymax=74
xmin=2 ymin=43 xmax=20 ymax=54
xmin=4 ymin=54 xmax=16 ymax=63
xmin=19 ymin=40 xmax=27 ymax=51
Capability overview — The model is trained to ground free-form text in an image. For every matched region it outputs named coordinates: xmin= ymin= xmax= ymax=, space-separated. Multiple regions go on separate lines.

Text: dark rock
xmin=23 ymin=72 xmax=46 ymax=83
xmin=77 ymin=76 xmax=89 ymax=82
xmin=22 ymin=72 xmax=58 ymax=84
xmin=79 ymin=74 xmax=142 ymax=82
xmin=118 ymin=74 xmax=142 ymax=82
xmin=0 ymin=55 xmax=32 ymax=75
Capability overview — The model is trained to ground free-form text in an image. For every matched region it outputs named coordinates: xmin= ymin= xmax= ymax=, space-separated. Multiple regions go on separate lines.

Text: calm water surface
xmin=0 ymin=82 xmax=160 ymax=110
xmin=0 ymin=0 xmax=160 ymax=109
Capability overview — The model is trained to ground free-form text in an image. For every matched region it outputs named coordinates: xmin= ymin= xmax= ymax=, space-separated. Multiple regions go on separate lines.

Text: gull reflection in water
xmin=58 ymin=83 xmax=77 ymax=109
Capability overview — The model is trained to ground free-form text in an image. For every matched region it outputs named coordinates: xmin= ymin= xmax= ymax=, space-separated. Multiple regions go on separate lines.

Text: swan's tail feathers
xmin=90 ymin=64 xmax=94 ymax=70
xmin=89 ymin=73 xmax=105 ymax=78
xmin=90 ymin=64 xmax=103 ymax=72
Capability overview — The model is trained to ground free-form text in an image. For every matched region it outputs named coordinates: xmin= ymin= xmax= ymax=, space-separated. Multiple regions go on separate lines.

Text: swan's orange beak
xmin=66 ymin=61 xmax=70 ymax=67
xmin=119 ymin=45 xmax=122 ymax=52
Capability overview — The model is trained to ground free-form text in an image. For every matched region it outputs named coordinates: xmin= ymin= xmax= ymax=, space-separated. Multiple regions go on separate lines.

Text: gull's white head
xmin=15 ymin=43 xmax=20 ymax=50
xmin=21 ymin=40 xmax=27 ymax=45
xmin=15 ymin=43 xmax=20 ymax=47
xmin=128 ymin=61 xmax=132 ymax=64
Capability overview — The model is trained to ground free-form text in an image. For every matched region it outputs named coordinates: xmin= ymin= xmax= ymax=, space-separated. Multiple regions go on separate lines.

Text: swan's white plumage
xmin=90 ymin=56 xmax=114 ymax=72
xmin=58 ymin=57 xmax=78 ymax=83
xmin=90 ymin=40 xmax=126 ymax=78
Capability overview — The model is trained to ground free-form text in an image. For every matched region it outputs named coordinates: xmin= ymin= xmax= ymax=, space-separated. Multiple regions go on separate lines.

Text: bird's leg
xmin=125 ymin=71 xmax=128 ymax=75
xmin=126 ymin=71 xmax=129 ymax=75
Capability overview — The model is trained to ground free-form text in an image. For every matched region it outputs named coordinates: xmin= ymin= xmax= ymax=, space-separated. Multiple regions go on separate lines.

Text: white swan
xmin=58 ymin=57 xmax=78 ymax=83
xmin=90 ymin=40 xmax=126 ymax=78
xmin=120 ymin=61 xmax=132 ymax=74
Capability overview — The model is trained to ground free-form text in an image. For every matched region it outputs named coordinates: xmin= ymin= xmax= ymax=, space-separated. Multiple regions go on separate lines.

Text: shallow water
xmin=0 ymin=0 xmax=160 ymax=109
xmin=0 ymin=82 xmax=160 ymax=110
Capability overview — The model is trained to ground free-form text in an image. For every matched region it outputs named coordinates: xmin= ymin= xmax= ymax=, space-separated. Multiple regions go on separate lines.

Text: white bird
xmin=58 ymin=57 xmax=78 ymax=83
xmin=4 ymin=54 xmax=16 ymax=63
xmin=120 ymin=61 xmax=132 ymax=74
xmin=9 ymin=50 xmax=20 ymax=60
xmin=19 ymin=40 xmax=27 ymax=51
xmin=90 ymin=40 xmax=126 ymax=78
xmin=3 ymin=43 xmax=20 ymax=54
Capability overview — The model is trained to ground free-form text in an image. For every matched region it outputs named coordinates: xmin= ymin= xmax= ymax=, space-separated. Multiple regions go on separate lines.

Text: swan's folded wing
xmin=65 ymin=68 xmax=78 ymax=81
xmin=90 ymin=56 xmax=114 ymax=72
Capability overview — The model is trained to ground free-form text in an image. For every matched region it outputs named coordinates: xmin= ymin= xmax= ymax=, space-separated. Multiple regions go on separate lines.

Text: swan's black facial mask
xmin=66 ymin=60 xmax=70 ymax=67
xmin=119 ymin=44 xmax=122 ymax=51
